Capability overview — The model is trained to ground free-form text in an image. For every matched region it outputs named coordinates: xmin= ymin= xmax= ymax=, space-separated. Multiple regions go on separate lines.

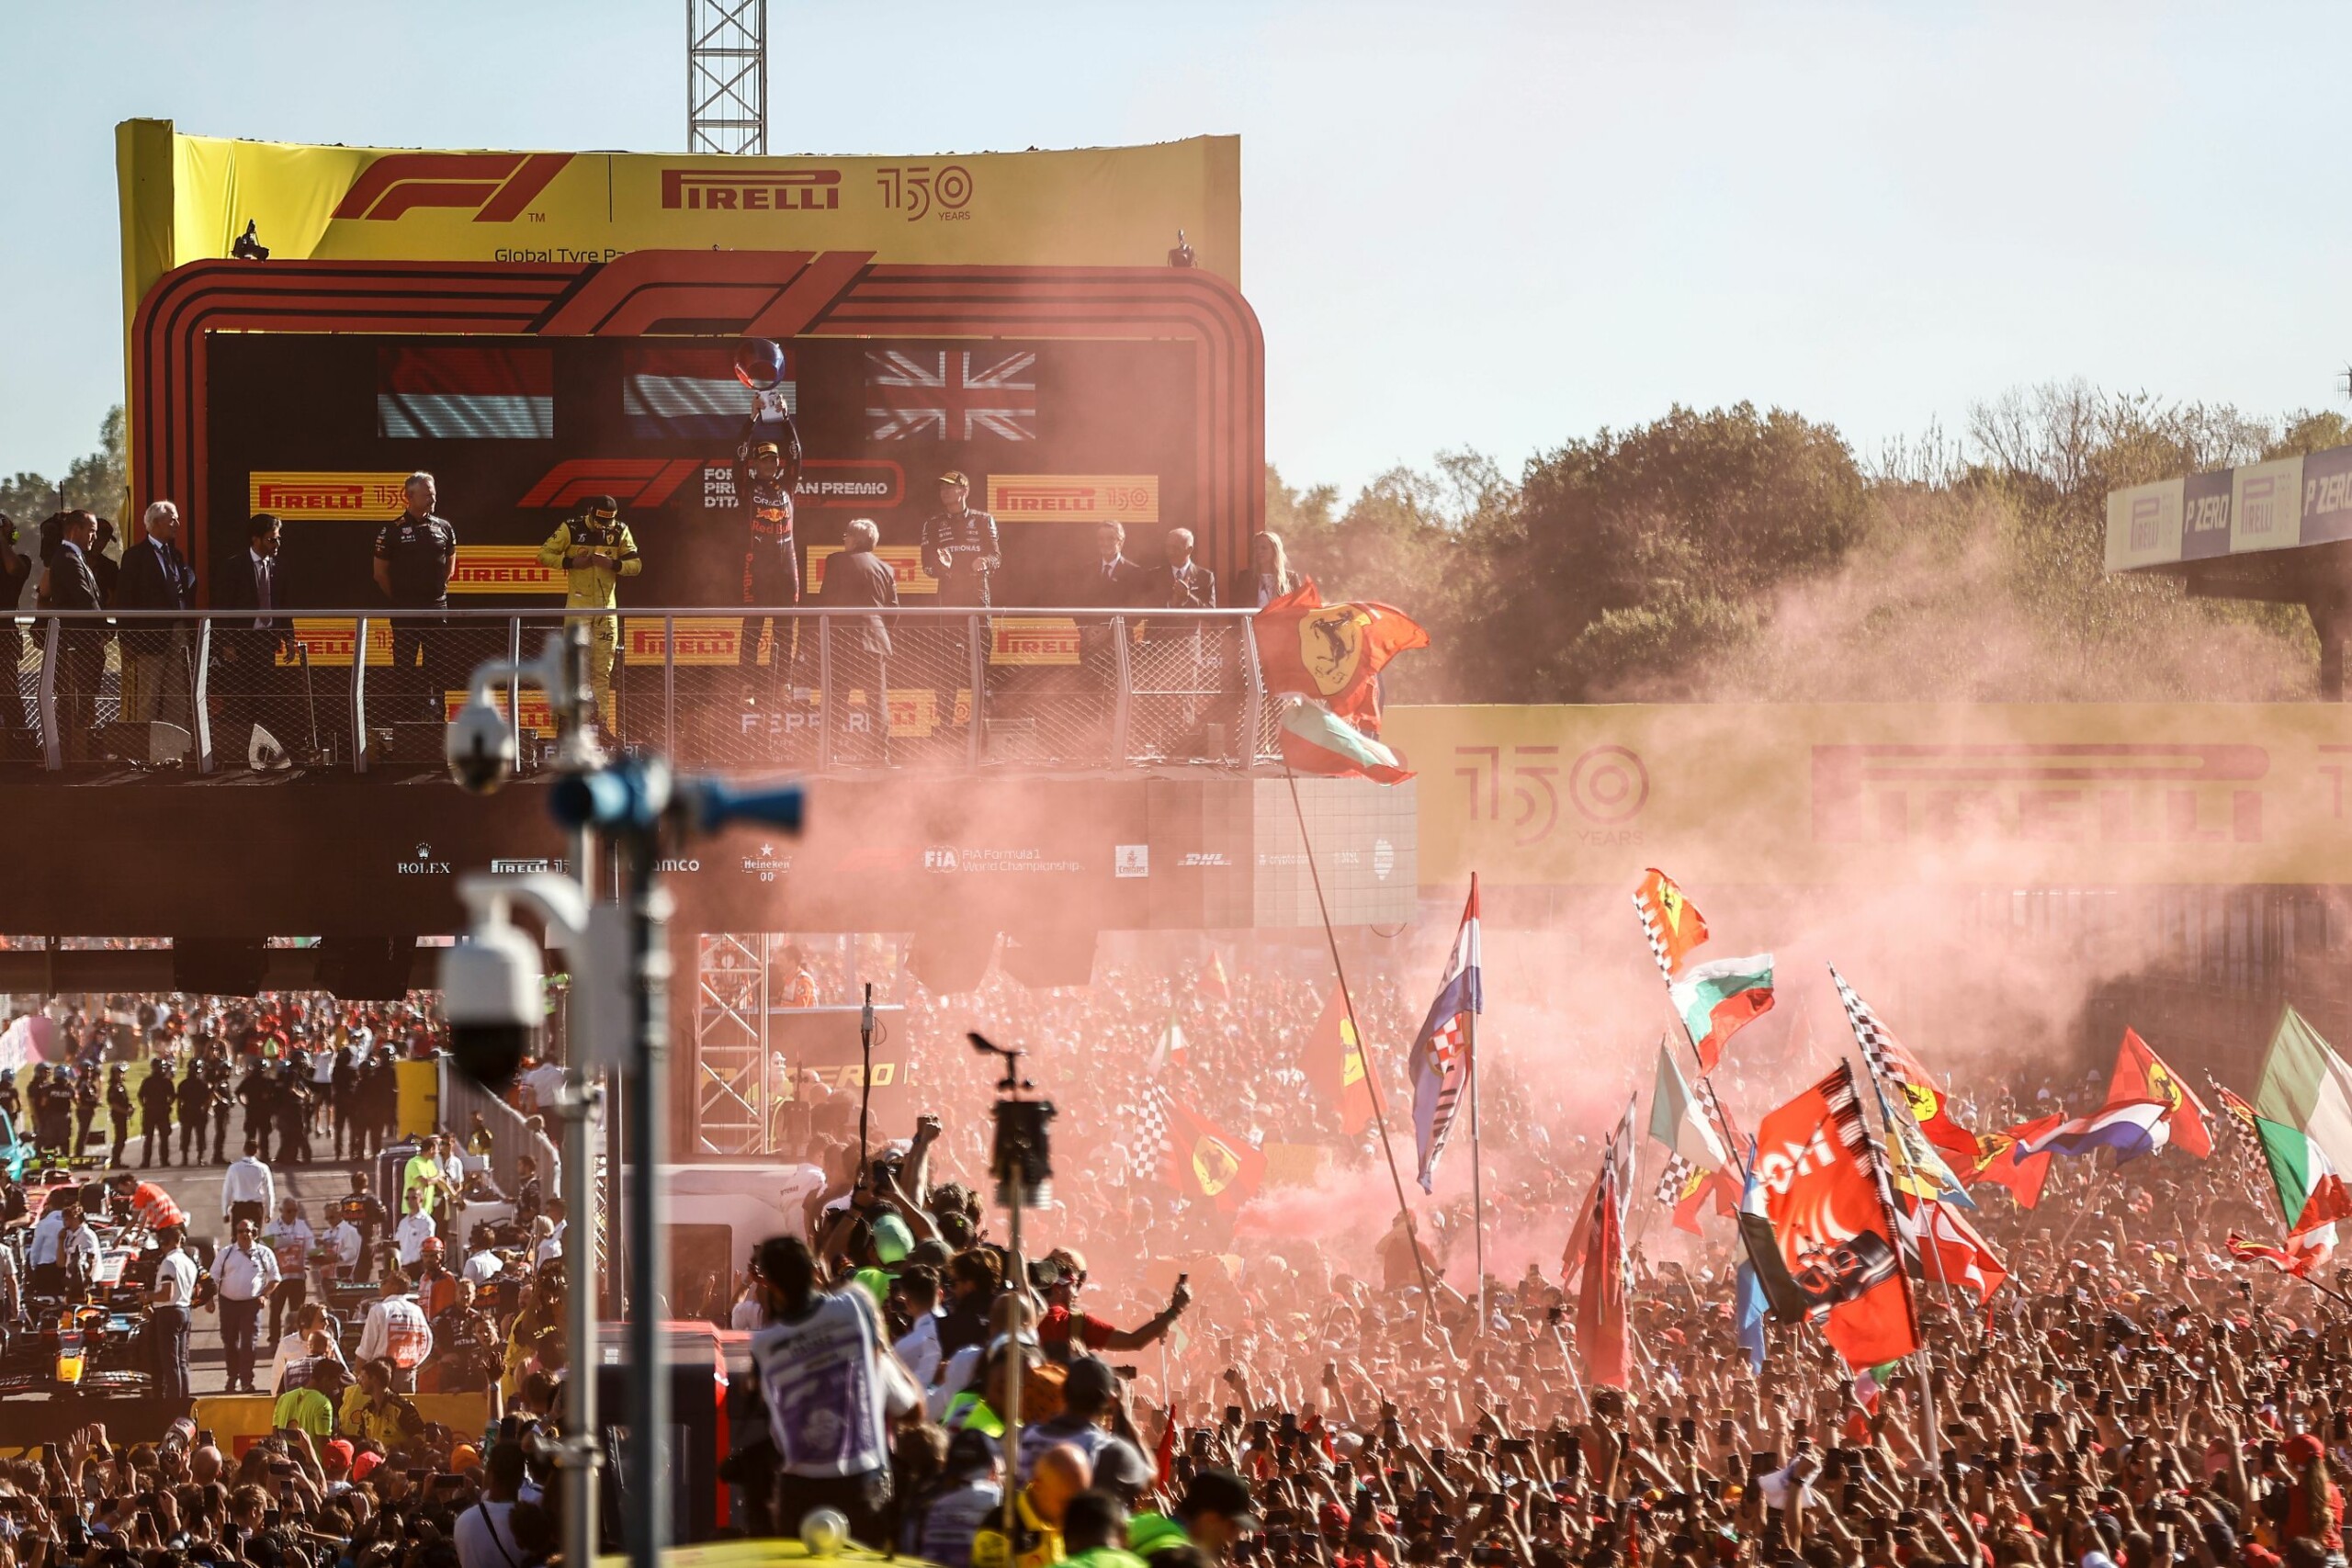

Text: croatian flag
xmin=1409 ymin=876 xmax=1482 ymax=1192
xmin=378 ymin=346 xmax=553 ymax=439
xmin=2020 ymin=1099 xmax=2173 ymax=1164
xmin=624 ymin=345 xmax=795 ymax=439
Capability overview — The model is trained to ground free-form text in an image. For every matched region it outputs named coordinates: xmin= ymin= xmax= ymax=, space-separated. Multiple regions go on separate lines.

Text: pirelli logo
xmin=443 ymin=689 xmax=555 ymax=736
xmin=661 ymin=169 xmax=842 ymax=211
xmin=332 ymin=152 xmax=572 ymax=222
xmin=279 ymin=619 xmax=392 ymax=668
xmin=1812 ymin=743 xmax=2269 ymax=844
xmin=805 ymin=545 xmax=935 ymax=595
xmin=986 ymin=475 xmax=1159 ymax=525
xmin=249 ymin=472 xmax=409 ymax=522
xmin=623 ymin=617 xmax=745 ymax=667
xmin=988 ymin=616 xmax=1081 ymax=666
xmin=448 ymin=547 xmax=563 ymax=595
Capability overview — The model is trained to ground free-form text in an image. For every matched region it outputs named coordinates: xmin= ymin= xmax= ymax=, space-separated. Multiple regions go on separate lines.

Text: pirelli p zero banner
xmin=1385 ymin=703 xmax=2352 ymax=887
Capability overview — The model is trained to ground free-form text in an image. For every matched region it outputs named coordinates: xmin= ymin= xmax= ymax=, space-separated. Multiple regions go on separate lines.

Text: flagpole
xmin=1282 ymin=761 xmax=1442 ymax=1306
xmin=1863 ymin=1064 xmax=1943 ymax=1470
xmin=1469 ymin=1010 xmax=1487 ymax=1337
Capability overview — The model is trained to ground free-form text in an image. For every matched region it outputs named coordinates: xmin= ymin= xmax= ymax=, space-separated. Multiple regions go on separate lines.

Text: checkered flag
xmin=1633 ymin=891 xmax=1675 ymax=982
xmin=1655 ymin=1151 xmax=1696 ymax=1204
xmin=1829 ymin=964 xmax=1910 ymax=1093
xmin=1129 ymin=1081 xmax=1174 ymax=1187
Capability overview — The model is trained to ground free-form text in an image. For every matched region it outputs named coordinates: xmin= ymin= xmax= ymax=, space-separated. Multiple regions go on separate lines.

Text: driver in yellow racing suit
xmin=537 ymin=495 xmax=641 ymax=729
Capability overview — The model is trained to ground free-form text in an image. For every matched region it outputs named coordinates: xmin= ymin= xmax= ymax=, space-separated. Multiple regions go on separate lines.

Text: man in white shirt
xmin=890 ymin=1269 xmax=944 ymax=1387
xmin=261 ymin=1197 xmax=314 ymax=1343
xmin=392 ymin=1189 xmax=437 ymax=1269
xmin=29 ymin=1203 xmax=99 ymax=1293
xmin=210 ymin=1215 xmax=280 ymax=1393
xmin=535 ymin=1200 xmax=567 ymax=1271
xmin=325 ymin=1209 xmax=364 ymax=1280
xmin=461 ymin=1235 xmax=506 ymax=1289
xmin=149 ymin=1224 xmax=197 ymax=1402
xmin=266 ymin=1301 xmax=346 ymax=1397
xmin=356 ymin=1268 xmax=433 ymax=1391
xmin=220 ymin=1138 xmax=275 ymax=1226
xmin=455 ymin=1443 xmax=528 ymax=1568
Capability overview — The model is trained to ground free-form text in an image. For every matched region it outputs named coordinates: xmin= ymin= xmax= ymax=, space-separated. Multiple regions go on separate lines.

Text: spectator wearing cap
xmin=920 ymin=471 xmax=1001 ymax=608
xmin=1015 ymin=1355 xmax=1130 ymax=1481
xmin=1129 ymin=1469 xmax=1259 ymax=1566
xmin=1035 ymin=1247 xmax=1191 ymax=1363
xmin=537 ymin=494 xmax=640 ymax=733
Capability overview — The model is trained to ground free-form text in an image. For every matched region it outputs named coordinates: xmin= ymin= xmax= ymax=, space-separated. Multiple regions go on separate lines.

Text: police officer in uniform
xmin=372 ymin=472 xmax=458 ymax=722
xmin=537 ymin=495 xmax=641 ymax=731
xmin=918 ymin=471 xmax=1001 ymax=608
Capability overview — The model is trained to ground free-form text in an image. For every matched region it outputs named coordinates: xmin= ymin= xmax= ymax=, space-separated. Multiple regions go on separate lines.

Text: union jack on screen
xmin=865 ymin=349 xmax=1038 ymax=441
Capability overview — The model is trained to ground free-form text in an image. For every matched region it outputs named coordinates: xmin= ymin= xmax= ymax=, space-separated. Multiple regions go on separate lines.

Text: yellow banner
xmin=443 ymin=688 xmax=555 ymax=737
xmin=120 ymin=123 xmax=1241 ymax=351
xmin=448 ymin=546 xmax=562 ymax=594
xmin=1385 ymin=704 xmax=2352 ymax=887
xmin=986 ymin=474 xmax=1161 ymax=525
xmin=989 ymin=616 xmax=1082 ymax=666
xmin=248 ymin=471 xmax=409 ymax=522
xmin=623 ymin=616 xmax=743 ymax=667
xmin=281 ymin=618 xmax=390 ymax=667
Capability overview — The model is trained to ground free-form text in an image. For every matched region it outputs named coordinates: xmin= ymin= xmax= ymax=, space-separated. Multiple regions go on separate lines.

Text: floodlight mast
xmin=687 ymin=0 xmax=767 ymax=154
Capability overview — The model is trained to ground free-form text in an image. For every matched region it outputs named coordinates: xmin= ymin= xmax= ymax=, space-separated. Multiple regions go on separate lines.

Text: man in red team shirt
xmin=1032 ymin=1247 xmax=1192 ymax=1363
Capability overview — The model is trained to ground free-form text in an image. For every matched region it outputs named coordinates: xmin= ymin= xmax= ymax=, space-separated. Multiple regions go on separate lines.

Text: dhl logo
xmin=279 ymin=619 xmax=391 ymax=668
xmin=806 ymin=545 xmax=935 ymax=595
xmin=1811 ymin=743 xmax=2268 ymax=845
xmin=660 ymin=168 xmax=842 ymax=211
xmin=442 ymin=689 xmax=556 ymax=736
xmin=248 ymin=472 xmax=410 ymax=522
xmin=988 ymin=616 xmax=1081 ymax=666
xmin=986 ymin=475 xmax=1159 ymax=525
xmin=448 ymin=547 xmax=564 ymax=595
xmin=332 ymin=152 xmax=572 ymax=222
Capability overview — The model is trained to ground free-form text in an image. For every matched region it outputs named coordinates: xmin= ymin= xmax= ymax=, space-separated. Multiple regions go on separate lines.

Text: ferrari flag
xmin=1632 ymin=869 xmax=1710 ymax=980
xmin=1252 ymin=581 xmax=1430 ymax=730
xmin=2108 ymin=1028 xmax=2212 ymax=1159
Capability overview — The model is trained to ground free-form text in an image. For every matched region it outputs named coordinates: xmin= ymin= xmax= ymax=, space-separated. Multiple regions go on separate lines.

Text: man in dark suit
xmin=113 ymin=500 xmax=198 ymax=732
xmin=1149 ymin=526 xmax=1217 ymax=620
xmin=46 ymin=513 xmax=104 ymax=761
xmin=213 ymin=513 xmax=293 ymax=761
xmin=1082 ymin=522 xmax=1151 ymax=609
xmin=1142 ymin=527 xmax=1221 ymax=761
xmin=816 ymin=518 xmax=899 ymax=765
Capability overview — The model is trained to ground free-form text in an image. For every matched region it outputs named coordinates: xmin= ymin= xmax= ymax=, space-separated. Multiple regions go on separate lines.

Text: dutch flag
xmin=2020 ymin=1099 xmax=2173 ymax=1164
xmin=1408 ymin=877 xmax=1482 ymax=1192
xmin=624 ymin=345 xmax=795 ymax=439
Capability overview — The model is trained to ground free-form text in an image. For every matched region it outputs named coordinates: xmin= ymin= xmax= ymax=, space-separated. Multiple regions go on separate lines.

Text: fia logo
xmin=922 ymin=847 xmax=959 ymax=873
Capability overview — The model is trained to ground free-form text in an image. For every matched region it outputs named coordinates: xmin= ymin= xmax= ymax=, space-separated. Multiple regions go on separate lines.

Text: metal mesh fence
xmin=13 ymin=607 xmax=1271 ymax=773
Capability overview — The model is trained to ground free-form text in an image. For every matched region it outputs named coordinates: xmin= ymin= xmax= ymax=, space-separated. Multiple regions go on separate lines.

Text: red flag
xmin=1670 ymin=1168 xmax=1740 ymax=1235
xmin=1632 ymin=870 xmax=1710 ymax=979
xmin=1909 ymin=1198 xmax=2008 ymax=1303
xmin=1755 ymin=1063 xmax=1920 ymax=1371
xmin=2108 ymin=1028 xmax=2212 ymax=1159
xmin=1251 ymin=581 xmax=1430 ymax=731
xmin=1973 ymin=1114 xmax=2060 ymax=1208
xmin=1162 ymin=1098 xmax=1266 ymax=1214
xmin=1201 ymin=952 xmax=1231 ymax=1004
xmin=2229 ymin=1231 xmax=2335 ymax=1278
xmin=1558 ymin=1167 xmax=1601 ymax=1288
xmin=1573 ymin=1160 xmax=1629 ymax=1388
xmin=1304 ymin=985 xmax=1378 ymax=1136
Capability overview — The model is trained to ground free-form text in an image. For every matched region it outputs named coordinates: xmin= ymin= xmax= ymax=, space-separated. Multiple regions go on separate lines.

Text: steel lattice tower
xmin=686 ymin=0 xmax=767 ymax=154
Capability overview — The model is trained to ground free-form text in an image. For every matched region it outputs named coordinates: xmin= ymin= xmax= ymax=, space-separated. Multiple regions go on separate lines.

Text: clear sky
xmin=3 ymin=0 xmax=2347 ymax=494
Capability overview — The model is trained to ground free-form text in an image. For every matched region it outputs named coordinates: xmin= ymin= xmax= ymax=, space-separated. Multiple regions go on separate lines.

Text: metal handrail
xmin=7 ymin=605 xmax=1275 ymax=774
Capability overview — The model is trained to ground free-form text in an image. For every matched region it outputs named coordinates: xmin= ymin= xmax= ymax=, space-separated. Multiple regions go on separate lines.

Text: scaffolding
xmin=686 ymin=0 xmax=767 ymax=155
xmin=693 ymin=932 xmax=771 ymax=1153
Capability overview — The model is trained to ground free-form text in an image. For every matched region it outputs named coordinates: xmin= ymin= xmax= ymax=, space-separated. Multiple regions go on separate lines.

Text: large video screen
xmin=204 ymin=333 xmax=1203 ymax=611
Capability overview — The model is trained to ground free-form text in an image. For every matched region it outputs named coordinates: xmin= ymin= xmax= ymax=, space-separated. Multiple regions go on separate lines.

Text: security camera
xmin=447 ymin=696 xmax=516 ymax=795
xmin=438 ymin=913 xmax=542 ymax=1089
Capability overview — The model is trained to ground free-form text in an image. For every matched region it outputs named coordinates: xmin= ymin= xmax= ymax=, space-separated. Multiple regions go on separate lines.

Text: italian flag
xmin=1668 ymin=953 xmax=1775 ymax=1072
xmin=2252 ymin=1006 xmax=2352 ymax=1237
